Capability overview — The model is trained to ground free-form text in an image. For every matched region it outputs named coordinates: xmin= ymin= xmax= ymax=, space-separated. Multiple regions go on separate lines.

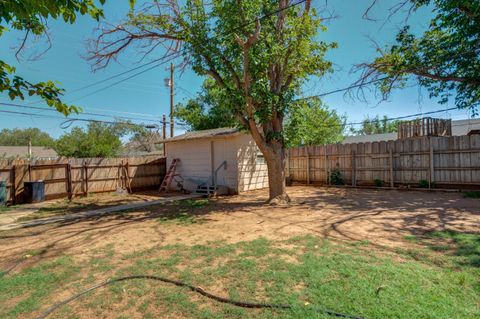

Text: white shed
xmin=163 ymin=127 xmax=268 ymax=194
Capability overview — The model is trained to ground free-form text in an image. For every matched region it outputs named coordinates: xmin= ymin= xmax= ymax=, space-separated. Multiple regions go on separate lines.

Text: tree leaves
xmin=363 ymin=0 xmax=480 ymax=115
xmin=54 ymin=122 xmax=125 ymax=157
xmin=0 ymin=128 xmax=55 ymax=147
xmin=174 ymin=79 xmax=239 ymax=131
xmin=284 ymin=98 xmax=345 ymax=147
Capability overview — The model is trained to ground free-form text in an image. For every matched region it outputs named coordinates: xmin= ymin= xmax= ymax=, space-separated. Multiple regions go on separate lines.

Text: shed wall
xmin=166 ymin=133 xmax=269 ymax=193
xmin=166 ymin=137 xmax=237 ymax=192
xmin=235 ymin=134 xmax=269 ymax=192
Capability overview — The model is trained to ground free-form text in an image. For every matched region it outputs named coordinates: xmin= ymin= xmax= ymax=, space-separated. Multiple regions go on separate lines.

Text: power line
xmin=295 ymin=77 xmax=388 ymax=101
xmin=1 ymin=105 xmax=467 ymax=131
xmin=69 ymin=56 xmax=177 ymax=102
xmin=69 ymin=58 xmax=165 ymax=94
xmin=0 ymin=102 xmax=161 ymax=123
xmin=372 ymin=107 xmax=458 ymax=123
xmin=177 ymin=85 xmax=196 ymax=98
xmin=81 ymin=106 xmax=164 ymax=118
xmin=335 ymin=107 xmax=460 ymax=128
xmin=64 ymin=0 xmax=308 ymax=99
xmin=0 ymin=108 xmax=185 ymax=128
xmin=0 ymin=109 xmax=154 ymax=126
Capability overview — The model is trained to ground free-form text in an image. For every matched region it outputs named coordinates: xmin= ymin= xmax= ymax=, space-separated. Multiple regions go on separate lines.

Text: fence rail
xmin=288 ymin=135 xmax=480 ymax=188
xmin=0 ymin=156 xmax=166 ymax=203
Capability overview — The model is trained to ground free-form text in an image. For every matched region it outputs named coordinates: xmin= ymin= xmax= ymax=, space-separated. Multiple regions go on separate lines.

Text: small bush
xmin=374 ymin=178 xmax=383 ymax=187
xmin=418 ymin=179 xmax=429 ymax=188
xmin=330 ymin=167 xmax=345 ymax=185
xmin=464 ymin=191 xmax=480 ymax=198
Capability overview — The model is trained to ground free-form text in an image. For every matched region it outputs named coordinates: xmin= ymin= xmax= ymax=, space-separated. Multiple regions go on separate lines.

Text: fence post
xmin=11 ymin=165 xmax=16 ymax=204
xmin=14 ymin=164 xmax=27 ymax=204
xmin=324 ymin=147 xmax=329 ymax=185
xmin=351 ymin=150 xmax=356 ymax=186
xmin=83 ymin=161 xmax=88 ymax=196
xmin=306 ymin=147 xmax=310 ymax=184
xmin=66 ymin=163 xmax=73 ymax=200
xmin=28 ymin=164 xmax=32 ymax=182
xmin=126 ymin=160 xmax=132 ymax=193
xmin=389 ymin=149 xmax=394 ymax=188
xmin=429 ymin=140 xmax=434 ymax=188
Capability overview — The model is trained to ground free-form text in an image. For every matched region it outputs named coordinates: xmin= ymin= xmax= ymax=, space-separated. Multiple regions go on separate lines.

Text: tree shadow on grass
xmin=0 ymin=198 xmax=217 ymax=273
xmin=423 ymin=230 xmax=480 ymax=268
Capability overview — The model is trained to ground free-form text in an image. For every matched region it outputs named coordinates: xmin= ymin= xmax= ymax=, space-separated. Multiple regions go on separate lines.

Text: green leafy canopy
xmin=349 ymin=115 xmax=399 ymax=136
xmin=360 ymin=1 xmax=480 ymax=115
xmin=175 ymin=78 xmax=238 ymax=131
xmin=0 ymin=128 xmax=55 ymax=147
xmin=284 ymin=98 xmax=345 ymax=147
xmin=54 ymin=122 xmax=131 ymax=158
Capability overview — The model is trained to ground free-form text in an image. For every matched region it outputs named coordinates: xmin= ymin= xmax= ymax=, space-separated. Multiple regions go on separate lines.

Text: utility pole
xmin=162 ymin=115 xmax=166 ymax=140
xmin=28 ymin=138 xmax=32 ymax=158
xmin=169 ymin=63 xmax=174 ymax=137
xmin=162 ymin=114 xmax=167 ymax=157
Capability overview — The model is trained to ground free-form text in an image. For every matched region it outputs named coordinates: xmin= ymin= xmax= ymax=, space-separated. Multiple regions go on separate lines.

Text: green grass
xmin=426 ymin=230 xmax=480 ymax=267
xmin=464 ymin=191 xmax=480 ymax=198
xmin=157 ymin=199 xmax=210 ymax=225
xmin=0 ymin=204 xmax=19 ymax=213
xmin=0 ymin=235 xmax=479 ymax=319
xmin=0 ymin=257 xmax=79 ymax=318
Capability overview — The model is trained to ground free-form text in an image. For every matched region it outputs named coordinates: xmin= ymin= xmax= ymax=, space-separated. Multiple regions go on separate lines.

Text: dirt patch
xmin=11 ymin=190 xmax=174 ymax=222
xmin=1 ymin=186 xmax=478 ymax=272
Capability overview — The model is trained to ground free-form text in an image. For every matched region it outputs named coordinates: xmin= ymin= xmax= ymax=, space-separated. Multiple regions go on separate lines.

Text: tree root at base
xmin=267 ymin=193 xmax=292 ymax=205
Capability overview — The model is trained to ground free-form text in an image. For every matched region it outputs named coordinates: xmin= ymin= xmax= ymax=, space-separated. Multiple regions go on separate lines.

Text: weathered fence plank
xmin=0 ymin=156 xmax=166 ymax=203
xmin=288 ymin=135 xmax=480 ymax=188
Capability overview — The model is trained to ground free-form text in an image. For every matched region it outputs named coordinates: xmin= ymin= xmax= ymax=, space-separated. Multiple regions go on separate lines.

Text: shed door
xmin=211 ymin=140 xmax=228 ymax=186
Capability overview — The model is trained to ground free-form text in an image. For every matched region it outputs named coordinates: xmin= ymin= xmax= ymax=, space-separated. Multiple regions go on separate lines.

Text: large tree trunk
xmin=263 ymin=144 xmax=290 ymax=204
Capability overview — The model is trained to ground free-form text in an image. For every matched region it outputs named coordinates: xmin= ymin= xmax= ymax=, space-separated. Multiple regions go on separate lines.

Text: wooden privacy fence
xmin=288 ymin=135 xmax=480 ymax=188
xmin=0 ymin=156 xmax=166 ymax=204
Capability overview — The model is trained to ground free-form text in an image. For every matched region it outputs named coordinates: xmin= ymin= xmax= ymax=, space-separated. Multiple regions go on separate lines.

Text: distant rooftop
xmin=0 ymin=146 xmax=57 ymax=158
xmin=161 ymin=127 xmax=241 ymax=143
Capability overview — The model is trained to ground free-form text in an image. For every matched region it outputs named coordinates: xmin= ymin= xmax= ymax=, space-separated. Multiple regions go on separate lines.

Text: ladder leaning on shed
xmin=159 ymin=158 xmax=180 ymax=192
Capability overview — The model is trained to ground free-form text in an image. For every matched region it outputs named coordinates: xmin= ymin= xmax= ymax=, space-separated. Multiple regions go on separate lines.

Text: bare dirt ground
xmin=0 ymin=190 xmax=176 ymax=224
xmin=0 ymin=186 xmax=478 ymax=273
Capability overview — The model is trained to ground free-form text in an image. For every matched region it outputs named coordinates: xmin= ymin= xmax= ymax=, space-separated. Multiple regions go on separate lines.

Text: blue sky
xmin=0 ymin=0 xmax=472 ymax=138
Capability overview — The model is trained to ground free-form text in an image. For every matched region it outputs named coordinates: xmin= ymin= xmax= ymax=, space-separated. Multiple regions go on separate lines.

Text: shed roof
xmin=162 ymin=127 xmax=241 ymax=143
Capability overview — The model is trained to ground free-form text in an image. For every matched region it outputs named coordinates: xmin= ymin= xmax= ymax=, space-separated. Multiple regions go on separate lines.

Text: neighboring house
xmin=343 ymin=118 xmax=480 ymax=144
xmin=163 ymin=127 xmax=268 ymax=194
xmin=0 ymin=146 xmax=57 ymax=159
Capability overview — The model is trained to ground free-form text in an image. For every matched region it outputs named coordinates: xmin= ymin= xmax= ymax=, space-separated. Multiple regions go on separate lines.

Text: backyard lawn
xmin=0 ymin=186 xmax=478 ymax=319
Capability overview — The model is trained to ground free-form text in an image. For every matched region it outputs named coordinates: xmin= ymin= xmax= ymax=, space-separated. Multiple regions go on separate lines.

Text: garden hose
xmin=34 ymin=275 xmax=365 ymax=319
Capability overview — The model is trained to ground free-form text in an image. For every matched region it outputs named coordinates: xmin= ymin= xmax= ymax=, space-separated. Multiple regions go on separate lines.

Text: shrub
xmin=374 ymin=178 xmax=383 ymax=187
xmin=464 ymin=191 xmax=480 ymax=198
xmin=330 ymin=167 xmax=345 ymax=185
xmin=419 ymin=179 xmax=429 ymax=188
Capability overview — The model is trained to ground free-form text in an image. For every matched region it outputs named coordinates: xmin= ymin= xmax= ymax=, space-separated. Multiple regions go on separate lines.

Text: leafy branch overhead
xmin=284 ymin=98 xmax=345 ymax=147
xmin=0 ymin=0 xmax=135 ymax=114
xmin=357 ymin=0 xmax=480 ymax=114
xmin=175 ymin=79 xmax=238 ymax=131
